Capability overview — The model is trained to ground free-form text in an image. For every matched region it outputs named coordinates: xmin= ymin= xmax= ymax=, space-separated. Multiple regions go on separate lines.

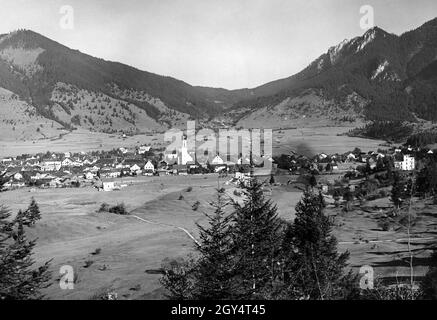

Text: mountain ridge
xmin=0 ymin=17 xmax=437 ymax=135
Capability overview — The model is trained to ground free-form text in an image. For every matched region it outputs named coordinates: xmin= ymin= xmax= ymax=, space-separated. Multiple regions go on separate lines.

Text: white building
xmin=62 ymin=158 xmax=74 ymax=167
xmin=394 ymin=155 xmax=415 ymax=171
xmin=103 ymin=182 xmax=115 ymax=192
xmin=144 ymin=160 xmax=155 ymax=172
xmin=211 ymin=155 xmax=224 ymax=165
xmin=138 ymin=146 xmax=151 ymax=154
xmin=130 ymin=164 xmax=142 ymax=174
xmin=179 ymin=137 xmax=194 ymax=165
xmin=41 ymin=161 xmax=62 ymax=171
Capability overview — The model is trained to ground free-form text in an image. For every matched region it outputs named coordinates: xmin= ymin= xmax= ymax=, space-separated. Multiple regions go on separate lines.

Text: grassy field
xmin=1 ymin=172 xmax=436 ymax=299
xmin=272 ymin=126 xmax=386 ymax=157
xmin=0 ymin=125 xmax=387 ymax=158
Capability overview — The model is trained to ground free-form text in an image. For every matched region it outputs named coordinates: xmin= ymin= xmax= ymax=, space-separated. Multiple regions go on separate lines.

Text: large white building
xmin=394 ymin=155 xmax=415 ymax=171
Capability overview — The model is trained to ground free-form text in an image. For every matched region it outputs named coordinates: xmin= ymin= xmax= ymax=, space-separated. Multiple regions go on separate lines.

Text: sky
xmin=1 ymin=0 xmax=436 ymax=89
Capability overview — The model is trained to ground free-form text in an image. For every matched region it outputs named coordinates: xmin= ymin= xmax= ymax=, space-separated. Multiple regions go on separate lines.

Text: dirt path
xmin=130 ymin=214 xmax=201 ymax=246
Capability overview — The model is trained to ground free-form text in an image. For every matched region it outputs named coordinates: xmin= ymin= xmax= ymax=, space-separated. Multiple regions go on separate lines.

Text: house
xmin=84 ymin=172 xmax=96 ymax=180
xmin=138 ymin=145 xmax=151 ymax=154
xmin=143 ymin=160 xmax=155 ymax=175
xmin=62 ymin=158 xmax=74 ymax=167
xmin=173 ymin=165 xmax=188 ymax=175
xmin=211 ymin=155 xmax=224 ymax=165
xmin=97 ymin=158 xmax=116 ymax=168
xmin=41 ymin=161 xmax=62 ymax=171
xmin=394 ymin=154 xmax=415 ymax=171
xmin=130 ymin=164 xmax=142 ymax=175
xmin=103 ymin=181 xmax=115 ymax=192
xmin=49 ymin=178 xmax=63 ymax=188
xmin=13 ymin=172 xmax=23 ymax=180
xmin=107 ymin=170 xmax=121 ymax=178
xmin=346 ymin=153 xmax=356 ymax=161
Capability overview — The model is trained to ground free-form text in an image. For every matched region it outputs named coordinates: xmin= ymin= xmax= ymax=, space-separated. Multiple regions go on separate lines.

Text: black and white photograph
xmin=1 ymin=0 xmax=437 ymax=310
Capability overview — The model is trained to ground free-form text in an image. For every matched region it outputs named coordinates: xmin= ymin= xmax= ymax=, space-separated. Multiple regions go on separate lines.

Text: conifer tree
xmin=282 ymin=191 xmax=358 ymax=300
xmin=231 ymin=178 xmax=282 ymax=299
xmin=0 ymin=206 xmax=51 ymax=300
xmin=26 ymin=198 xmax=41 ymax=226
xmin=192 ymin=188 xmax=235 ymax=299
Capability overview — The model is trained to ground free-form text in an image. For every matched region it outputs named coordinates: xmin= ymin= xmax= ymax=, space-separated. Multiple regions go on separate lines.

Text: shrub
xmin=91 ymin=248 xmax=101 ymax=255
xmin=98 ymin=203 xmax=110 ymax=212
xmin=109 ymin=203 xmax=128 ymax=215
xmin=178 ymin=194 xmax=184 ymax=200
xmin=98 ymin=202 xmax=128 ymax=215
xmin=186 ymin=187 xmax=193 ymax=192
xmin=84 ymin=260 xmax=94 ymax=268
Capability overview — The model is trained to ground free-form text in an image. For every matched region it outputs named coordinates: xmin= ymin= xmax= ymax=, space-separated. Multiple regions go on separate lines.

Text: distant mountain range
xmin=0 ymin=17 xmax=436 ymax=137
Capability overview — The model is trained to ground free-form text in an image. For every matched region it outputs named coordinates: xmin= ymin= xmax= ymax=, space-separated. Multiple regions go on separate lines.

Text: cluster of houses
xmin=0 ymin=147 xmax=161 ymax=190
xmin=0 ymin=139 xmax=275 ymax=191
xmin=2 ymin=134 xmax=430 ymax=192
xmin=275 ymin=145 xmax=425 ymax=176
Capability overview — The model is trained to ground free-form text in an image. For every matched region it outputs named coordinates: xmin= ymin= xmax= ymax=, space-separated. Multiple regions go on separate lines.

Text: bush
xmin=109 ymin=203 xmax=128 ymax=215
xmin=178 ymin=194 xmax=184 ymax=200
xmin=91 ymin=248 xmax=101 ymax=255
xmin=98 ymin=202 xmax=128 ymax=215
xmin=186 ymin=187 xmax=193 ymax=192
xmin=84 ymin=260 xmax=94 ymax=268
xmin=98 ymin=203 xmax=110 ymax=212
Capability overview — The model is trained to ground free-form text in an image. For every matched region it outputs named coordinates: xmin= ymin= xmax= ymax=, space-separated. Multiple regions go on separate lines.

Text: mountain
xmin=0 ymin=29 xmax=238 ymax=135
xmin=1 ymin=17 xmax=437 ymax=136
xmin=227 ymin=17 xmax=437 ymax=128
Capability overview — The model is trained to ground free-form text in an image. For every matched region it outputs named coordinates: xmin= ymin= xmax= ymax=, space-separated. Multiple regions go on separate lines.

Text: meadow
xmin=1 ymin=172 xmax=435 ymax=299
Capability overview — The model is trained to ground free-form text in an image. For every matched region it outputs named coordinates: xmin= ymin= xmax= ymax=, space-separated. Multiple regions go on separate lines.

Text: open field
xmin=0 ymin=129 xmax=165 ymax=158
xmin=1 ymin=173 xmax=436 ymax=299
xmin=0 ymin=125 xmax=386 ymax=158
xmin=272 ymin=126 xmax=386 ymax=157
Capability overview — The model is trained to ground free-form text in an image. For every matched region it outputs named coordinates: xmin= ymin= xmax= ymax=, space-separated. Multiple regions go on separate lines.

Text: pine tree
xmin=192 ymin=188 xmax=235 ymax=299
xmin=26 ymin=198 xmax=41 ymax=226
xmin=0 ymin=205 xmax=51 ymax=300
xmin=282 ymin=191 xmax=358 ymax=300
xmin=309 ymin=175 xmax=317 ymax=189
xmin=0 ymin=173 xmax=8 ymax=192
xmin=231 ymin=178 xmax=282 ymax=299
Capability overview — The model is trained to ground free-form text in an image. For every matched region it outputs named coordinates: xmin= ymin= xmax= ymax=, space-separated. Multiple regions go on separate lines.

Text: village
xmin=0 ymin=128 xmax=431 ymax=195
